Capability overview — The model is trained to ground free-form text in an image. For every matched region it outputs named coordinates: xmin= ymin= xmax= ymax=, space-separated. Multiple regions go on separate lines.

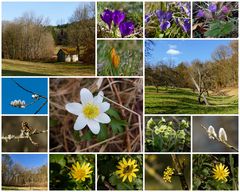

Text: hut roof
xmin=59 ymin=48 xmax=77 ymax=55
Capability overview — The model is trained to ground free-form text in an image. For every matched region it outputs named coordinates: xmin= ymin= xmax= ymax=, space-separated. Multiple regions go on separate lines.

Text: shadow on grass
xmin=2 ymin=70 xmax=46 ymax=76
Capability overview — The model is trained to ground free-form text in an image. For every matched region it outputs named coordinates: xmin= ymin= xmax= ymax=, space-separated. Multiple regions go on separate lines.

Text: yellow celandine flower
xmin=163 ymin=166 xmax=175 ymax=183
xmin=212 ymin=163 xmax=230 ymax=182
xmin=70 ymin=161 xmax=93 ymax=182
xmin=116 ymin=158 xmax=139 ymax=183
xmin=110 ymin=48 xmax=120 ymax=69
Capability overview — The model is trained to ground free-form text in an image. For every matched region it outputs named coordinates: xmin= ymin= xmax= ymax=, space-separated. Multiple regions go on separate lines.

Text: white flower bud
xmin=32 ymin=94 xmax=39 ymax=99
xmin=219 ymin=128 xmax=227 ymax=142
xmin=10 ymin=99 xmax=26 ymax=108
xmin=207 ymin=125 xmax=217 ymax=140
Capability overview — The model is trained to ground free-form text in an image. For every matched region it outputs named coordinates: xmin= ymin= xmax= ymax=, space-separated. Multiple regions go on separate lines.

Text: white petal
xmin=95 ymin=113 xmax=111 ymax=124
xmin=65 ymin=103 xmax=83 ymax=115
xmin=99 ymin=102 xmax=110 ymax=112
xmin=87 ymin=120 xmax=101 ymax=134
xmin=80 ymin=88 xmax=93 ymax=104
xmin=93 ymin=91 xmax=104 ymax=105
xmin=74 ymin=116 xmax=88 ymax=130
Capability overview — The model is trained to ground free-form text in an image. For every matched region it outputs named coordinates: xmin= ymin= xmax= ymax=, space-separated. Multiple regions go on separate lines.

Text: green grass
xmin=2 ymin=186 xmax=47 ymax=191
xmin=2 ymin=59 xmax=95 ymax=76
xmin=145 ymin=86 xmax=238 ymax=114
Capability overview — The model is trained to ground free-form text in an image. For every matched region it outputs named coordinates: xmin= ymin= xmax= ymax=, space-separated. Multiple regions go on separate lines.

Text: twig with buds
xmin=10 ymin=79 xmax=47 ymax=114
xmin=2 ymin=121 xmax=47 ymax=146
xmin=201 ymin=124 xmax=238 ymax=152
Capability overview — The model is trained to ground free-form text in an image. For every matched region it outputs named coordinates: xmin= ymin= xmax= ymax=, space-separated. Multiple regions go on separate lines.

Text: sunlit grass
xmin=2 ymin=59 xmax=95 ymax=76
xmin=145 ymin=86 xmax=238 ymax=114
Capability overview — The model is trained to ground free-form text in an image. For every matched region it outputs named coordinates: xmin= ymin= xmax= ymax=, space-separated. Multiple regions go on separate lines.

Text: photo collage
xmin=1 ymin=0 xmax=239 ymax=191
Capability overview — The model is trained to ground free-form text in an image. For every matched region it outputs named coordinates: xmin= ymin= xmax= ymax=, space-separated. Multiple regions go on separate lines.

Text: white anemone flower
xmin=65 ymin=88 xmax=111 ymax=134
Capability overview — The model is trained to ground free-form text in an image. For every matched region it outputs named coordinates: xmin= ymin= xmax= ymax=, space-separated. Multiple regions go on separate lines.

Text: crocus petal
xmin=119 ymin=21 xmax=134 ymax=37
xmin=99 ymin=102 xmax=110 ymax=112
xmin=65 ymin=103 xmax=83 ymax=115
xmin=95 ymin=113 xmax=111 ymax=123
xmin=87 ymin=120 xmax=101 ymax=134
xmin=112 ymin=10 xmax=125 ymax=26
xmin=93 ymin=91 xmax=104 ymax=105
xmin=80 ymin=88 xmax=93 ymax=104
xmin=100 ymin=9 xmax=113 ymax=29
xmin=74 ymin=115 xmax=88 ymax=130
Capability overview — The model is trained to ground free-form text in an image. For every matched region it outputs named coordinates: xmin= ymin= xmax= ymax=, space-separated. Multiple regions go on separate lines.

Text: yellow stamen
xmin=83 ymin=103 xmax=100 ymax=119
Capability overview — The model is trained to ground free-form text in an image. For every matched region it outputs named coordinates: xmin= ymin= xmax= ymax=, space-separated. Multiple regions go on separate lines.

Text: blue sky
xmin=147 ymin=40 xmax=232 ymax=65
xmin=2 ymin=2 xmax=92 ymax=25
xmin=2 ymin=78 xmax=48 ymax=114
xmin=10 ymin=154 xmax=47 ymax=169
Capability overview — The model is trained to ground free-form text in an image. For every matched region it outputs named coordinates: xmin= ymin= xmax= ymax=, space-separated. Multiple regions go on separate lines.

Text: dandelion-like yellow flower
xmin=70 ymin=161 xmax=93 ymax=182
xmin=163 ymin=166 xmax=175 ymax=183
xmin=212 ymin=163 xmax=230 ymax=182
xmin=116 ymin=158 xmax=139 ymax=183
xmin=111 ymin=48 xmax=120 ymax=69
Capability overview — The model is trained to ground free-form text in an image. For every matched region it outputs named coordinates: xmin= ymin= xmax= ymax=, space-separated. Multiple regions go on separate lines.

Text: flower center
xmin=83 ymin=103 xmax=100 ymax=119
xmin=76 ymin=168 xmax=86 ymax=179
xmin=123 ymin=165 xmax=134 ymax=175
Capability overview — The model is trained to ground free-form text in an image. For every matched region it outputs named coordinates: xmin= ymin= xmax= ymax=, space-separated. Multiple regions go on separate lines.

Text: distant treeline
xmin=146 ymin=41 xmax=238 ymax=92
xmin=2 ymin=3 xmax=95 ymax=64
xmin=2 ymin=155 xmax=47 ymax=188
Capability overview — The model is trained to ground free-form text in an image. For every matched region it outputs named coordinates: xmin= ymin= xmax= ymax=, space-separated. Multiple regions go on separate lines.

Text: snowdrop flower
xmin=207 ymin=125 xmax=217 ymax=140
xmin=219 ymin=128 xmax=227 ymax=142
xmin=65 ymin=88 xmax=111 ymax=134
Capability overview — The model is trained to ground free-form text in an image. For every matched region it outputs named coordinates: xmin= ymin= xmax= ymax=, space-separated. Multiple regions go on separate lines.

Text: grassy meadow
xmin=145 ymin=86 xmax=238 ymax=114
xmin=2 ymin=59 xmax=95 ymax=76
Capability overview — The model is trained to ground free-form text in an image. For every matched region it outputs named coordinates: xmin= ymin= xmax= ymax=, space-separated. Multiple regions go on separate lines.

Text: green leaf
xmin=97 ymin=125 xmax=108 ymax=141
xmin=50 ymin=154 xmax=66 ymax=167
xmin=109 ymin=174 xmax=119 ymax=186
xmin=205 ymin=21 xmax=234 ymax=37
xmin=80 ymin=130 xmax=93 ymax=141
xmin=106 ymin=108 xmax=121 ymax=120
xmin=110 ymin=119 xmax=127 ymax=134
xmin=116 ymin=182 xmax=134 ymax=190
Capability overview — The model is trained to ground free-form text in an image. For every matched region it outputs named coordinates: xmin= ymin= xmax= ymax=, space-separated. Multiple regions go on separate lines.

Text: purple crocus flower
xmin=112 ymin=10 xmax=125 ymax=26
xmin=221 ymin=5 xmax=230 ymax=14
xmin=100 ymin=9 xmax=113 ymax=29
xmin=119 ymin=21 xmax=134 ymax=37
xmin=160 ymin=21 xmax=171 ymax=31
xmin=197 ymin=10 xmax=205 ymax=18
xmin=182 ymin=19 xmax=190 ymax=33
xmin=209 ymin=4 xmax=217 ymax=13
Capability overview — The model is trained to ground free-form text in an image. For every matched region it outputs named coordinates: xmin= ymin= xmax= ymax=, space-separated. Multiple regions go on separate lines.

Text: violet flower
xmin=100 ymin=9 xmax=113 ymax=29
xmin=209 ymin=4 xmax=217 ymax=13
xmin=145 ymin=14 xmax=152 ymax=23
xmin=197 ymin=10 xmax=205 ymax=18
xmin=181 ymin=19 xmax=190 ymax=33
xmin=156 ymin=10 xmax=172 ymax=31
xmin=160 ymin=21 xmax=171 ymax=31
xmin=119 ymin=21 xmax=134 ymax=37
xmin=221 ymin=5 xmax=230 ymax=14
xmin=112 ymin=10 xmax=125 ymax=26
